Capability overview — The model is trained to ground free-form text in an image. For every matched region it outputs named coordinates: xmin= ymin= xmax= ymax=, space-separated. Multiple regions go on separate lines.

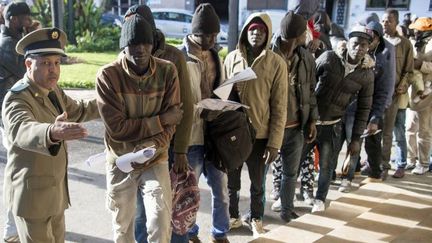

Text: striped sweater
xmin=96 ymin=54 xmax=180 ymax=166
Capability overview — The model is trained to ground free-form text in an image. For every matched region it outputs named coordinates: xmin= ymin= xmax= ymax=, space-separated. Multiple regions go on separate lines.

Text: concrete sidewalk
xmin=0 ymin=89 xmax=431 ymax=243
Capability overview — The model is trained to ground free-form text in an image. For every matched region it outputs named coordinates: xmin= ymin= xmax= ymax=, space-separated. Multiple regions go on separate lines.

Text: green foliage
xmin=219 ymin=47 xmax=228 ymax=61
xmin=30 ymin=0 xmax=51 ymax=27
xmin=166 ymin=38 xmax=183 ymax=46
xmin=68 ymin=26 xmax=121 ymax=52
xmin=73 ymin=0 xmax=102 ymax=37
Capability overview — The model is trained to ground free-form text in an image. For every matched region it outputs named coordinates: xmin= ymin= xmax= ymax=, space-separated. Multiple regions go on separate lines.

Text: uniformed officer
xmin=1 ymin=27 xmax=100 ymax=243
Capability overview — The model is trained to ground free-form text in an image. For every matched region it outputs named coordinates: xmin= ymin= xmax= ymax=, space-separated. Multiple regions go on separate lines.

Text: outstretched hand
xmin=50 ymin=112 xmax=88 ymax=142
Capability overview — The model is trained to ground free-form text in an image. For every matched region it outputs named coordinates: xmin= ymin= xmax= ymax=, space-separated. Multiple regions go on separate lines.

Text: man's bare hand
xmin=396 ymin=83 xmax=408 ymax=94
xmin=263 ymin=146 xmax=279 ymax=164
xmin=307 ymin=39 xmax=321 ymax=53
xmin=50 ymin=112 xmax=88 ymax=141
xmin=366 ymin=122 xmax=378 ymax=134
xmin=414 ymin=58 xmax=423 ymax=70
xmin=160 ymin=103 xmax=183 ymax=126
xmin=172 ymin=153 xmax=189 ymax=173
xmin=306 ymin=122 xmax=317 ymax=143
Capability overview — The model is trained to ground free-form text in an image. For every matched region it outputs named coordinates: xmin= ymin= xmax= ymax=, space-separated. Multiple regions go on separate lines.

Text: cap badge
xmin=50 ymin=29 xmax=59 ymax=40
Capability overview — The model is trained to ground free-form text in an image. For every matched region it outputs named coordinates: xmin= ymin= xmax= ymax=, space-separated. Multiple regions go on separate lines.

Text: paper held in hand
xmin=116 ymin=146 xmax=157 ymax=173
xmin=213 ymin=67 xmax=257 ymax=100
xmin=197 ymin=68 xmax=256 ymax=111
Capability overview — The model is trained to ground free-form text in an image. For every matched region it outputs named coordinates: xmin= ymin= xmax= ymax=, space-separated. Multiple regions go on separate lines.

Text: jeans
xmin=303 ymin=122 xmax=342 ymax=202
xmin=135 ymin=192 xmax=148 ymax=243
xmin=393 ymin=109 xmax=407 ymax=168
xmin=364 ymin=119 xmax=384 ymax=178
xmin=382 ymin=98 xmax=400 ymax=169
xmin=334 ymin=113 xmax=355 ymax=180
xmin=279 ymin=127 xmax=304 ymax=214
xmin=187 ymin=145 xmax=229 ymax=240
xmin=106 ymin=161 xmax=172 ymax=243
xmin=228 ymin=139 xmax=269 ymax=220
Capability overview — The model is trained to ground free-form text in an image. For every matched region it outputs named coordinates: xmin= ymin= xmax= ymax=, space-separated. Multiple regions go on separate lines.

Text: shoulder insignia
xmin=9 ymin=79 xmax=30 ymax=93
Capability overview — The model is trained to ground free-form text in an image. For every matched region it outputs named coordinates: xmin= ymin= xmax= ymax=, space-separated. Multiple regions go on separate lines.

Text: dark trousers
xmin=365 ymin=119 xmax=383 ymax=178
xmin=228 ymin=139 xmax=268 ymax=220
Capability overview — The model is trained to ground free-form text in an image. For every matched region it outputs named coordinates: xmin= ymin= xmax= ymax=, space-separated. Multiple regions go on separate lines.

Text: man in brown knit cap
xmin=176 ymin=3 xmax=230 ymax=243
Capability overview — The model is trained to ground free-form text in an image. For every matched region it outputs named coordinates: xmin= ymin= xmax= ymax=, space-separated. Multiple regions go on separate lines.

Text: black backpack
xmin=205 ymin=109 xmax=256 ymax=173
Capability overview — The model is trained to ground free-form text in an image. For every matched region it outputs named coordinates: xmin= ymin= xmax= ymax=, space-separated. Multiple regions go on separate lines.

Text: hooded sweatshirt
xmin=223 ymin=12 xmax=288 ymax=149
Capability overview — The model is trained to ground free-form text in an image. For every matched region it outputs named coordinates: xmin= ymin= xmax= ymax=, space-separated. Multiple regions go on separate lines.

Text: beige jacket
xmin=223 ymin=12 xmax=288 ymax=149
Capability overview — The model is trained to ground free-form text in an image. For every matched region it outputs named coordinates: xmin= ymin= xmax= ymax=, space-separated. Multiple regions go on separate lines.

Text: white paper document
xmin=196 ymin=98 xmax=249 ymax=111
xmin=116 ymin=147 xmax=156 ymax=173
xmin=360 ymin=129 xmax=382 ymax=138
xmin=214 ymin=68 xmax=257 ymax=100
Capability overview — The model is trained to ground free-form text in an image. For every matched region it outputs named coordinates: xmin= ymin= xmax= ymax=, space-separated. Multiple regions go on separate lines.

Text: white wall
xmin=345 ymin=0 xmax=432 ymax=31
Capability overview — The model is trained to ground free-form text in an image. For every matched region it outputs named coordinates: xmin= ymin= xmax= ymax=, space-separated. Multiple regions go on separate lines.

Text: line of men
xmin=1 ymin=1 xmax=431 ymax=243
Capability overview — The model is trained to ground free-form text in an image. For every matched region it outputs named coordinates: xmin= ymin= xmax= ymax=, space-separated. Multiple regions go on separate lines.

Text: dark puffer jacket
xmin=271 ymin=35 xmax=318 ymax=129
xmin=315 ymin=50 xmax=375 ymax=140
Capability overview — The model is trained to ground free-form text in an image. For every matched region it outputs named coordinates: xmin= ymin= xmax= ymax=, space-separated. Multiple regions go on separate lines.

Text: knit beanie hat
xmin=280 ymin=11 xmax=307 ymax=39
xmin=120 ymin=15 xmax=153 ymax=49
xmin=124 ymin=4 xmax=156 ymax=30
xmin=3 ymin=1 xmax=30 ymax=20
xmin=191 ymin=3 xmax=220 ymax=35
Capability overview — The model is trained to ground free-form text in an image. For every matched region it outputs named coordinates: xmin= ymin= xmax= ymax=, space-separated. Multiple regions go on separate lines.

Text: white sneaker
xmin=271 ymin=198 xmax=281 ymax=212
xmin=338 ymin=179 xmax=352 ymax=193
xmin=412 ymin=164 xmax=426 ymax=175
xmin=406 ymin=162 xmax=416 ymax=170
xmin=229 ymin=217 xmax=242 ymax=230
xmin=302 ymin=191 xmax=314 ymax=205
xmin=250 ymin=218 xmax=265 ymax=238
xmin=311 ymin=199 xmax=325 ymax=213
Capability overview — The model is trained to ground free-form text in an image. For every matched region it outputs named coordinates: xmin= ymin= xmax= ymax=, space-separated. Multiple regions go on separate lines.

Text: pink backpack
xmin=170 ymin=168 xmax=200 ymax=235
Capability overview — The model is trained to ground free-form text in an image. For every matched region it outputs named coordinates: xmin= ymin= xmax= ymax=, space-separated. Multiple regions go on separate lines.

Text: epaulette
xmin=9 ymin=79 xmax=29 ymax=93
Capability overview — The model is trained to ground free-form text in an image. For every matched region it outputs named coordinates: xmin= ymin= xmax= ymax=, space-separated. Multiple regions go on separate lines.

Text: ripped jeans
xmin=106 ymin=161 xmax=172 ymax=243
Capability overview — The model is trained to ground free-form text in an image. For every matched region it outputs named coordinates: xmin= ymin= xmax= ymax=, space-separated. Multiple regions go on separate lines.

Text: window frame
xmin=365 ymin=0 xmax=410 ymax=10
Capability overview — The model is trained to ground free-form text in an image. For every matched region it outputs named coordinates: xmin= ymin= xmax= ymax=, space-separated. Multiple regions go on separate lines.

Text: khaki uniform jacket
xmin=2 ymin=76 xmax=99 ymax=218
xmin=223 ymin=12 xmax=288 ymax=149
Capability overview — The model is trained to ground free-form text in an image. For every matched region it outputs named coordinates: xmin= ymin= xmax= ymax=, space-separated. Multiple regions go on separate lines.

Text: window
xmin=430 ymin=0 xmax=432 ymax=10
xmin=366 ymin=0 xmax=410 ymax=9
xmin=152 ymin=12 xmax=166 ymax=20
xmin=166 ymin=12 xmax=185 ymax=22
xmin=184 ymin=14 xmax=192 ymax=23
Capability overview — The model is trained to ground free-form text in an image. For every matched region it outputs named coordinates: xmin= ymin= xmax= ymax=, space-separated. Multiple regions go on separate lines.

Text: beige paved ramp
xmin=259 ymin=183 xmax=432 ymax=242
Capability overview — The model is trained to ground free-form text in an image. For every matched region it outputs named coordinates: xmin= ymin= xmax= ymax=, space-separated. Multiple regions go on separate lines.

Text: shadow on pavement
xmin=68 ymin=167 xmax=106 ymax=190
xmin=65 ymin=231 xmax=112 ymax=243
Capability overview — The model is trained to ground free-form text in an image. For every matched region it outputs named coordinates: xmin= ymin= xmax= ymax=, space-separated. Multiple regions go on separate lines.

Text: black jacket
xmin=271 ymin=35 xmax=318 ymax=129
xmin=315 ymin=50 xmax=375 ymax=140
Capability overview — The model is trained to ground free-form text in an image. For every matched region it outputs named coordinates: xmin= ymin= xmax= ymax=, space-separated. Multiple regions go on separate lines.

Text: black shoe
xmin=280 ymin=211 xmax=299 ymax=222
xmin=381 ymin=169 xmax=389 ymax=181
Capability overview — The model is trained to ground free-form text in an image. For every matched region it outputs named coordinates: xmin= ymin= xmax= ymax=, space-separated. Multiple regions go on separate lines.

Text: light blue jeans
xmin=180 ymin=145 xmax=229 ymax=241
xmin=394 ymin=109 xmax=408 ymax=169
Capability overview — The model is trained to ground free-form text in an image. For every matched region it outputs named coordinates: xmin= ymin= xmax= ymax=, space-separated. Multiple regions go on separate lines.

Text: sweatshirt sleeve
xmin=267 ymin=56 xmax=288 ymax=149
xmin=172 ymin=53 xmax=193 ymax=153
